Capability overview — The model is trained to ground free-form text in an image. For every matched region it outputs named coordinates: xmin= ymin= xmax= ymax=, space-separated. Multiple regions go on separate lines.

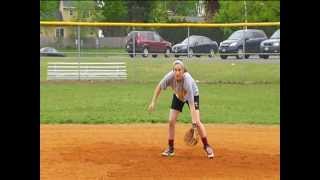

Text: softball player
xmin=148 ymin=59 xmax=214 ymax=159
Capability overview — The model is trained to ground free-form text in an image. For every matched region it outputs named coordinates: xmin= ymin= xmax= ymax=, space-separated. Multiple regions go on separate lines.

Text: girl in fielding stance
xmin=148 ymin=60 xmax=214 ymax=159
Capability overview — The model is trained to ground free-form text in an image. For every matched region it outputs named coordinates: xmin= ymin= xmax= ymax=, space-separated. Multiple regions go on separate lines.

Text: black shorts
xmin=171 ymin=94 xmax=199 ymax=112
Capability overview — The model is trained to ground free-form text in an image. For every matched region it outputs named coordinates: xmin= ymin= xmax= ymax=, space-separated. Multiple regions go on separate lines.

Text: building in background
xmin=41 ymin=0 xmax=101 ymax=48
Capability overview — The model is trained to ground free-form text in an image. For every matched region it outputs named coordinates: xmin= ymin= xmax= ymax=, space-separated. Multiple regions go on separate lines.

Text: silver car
xmin=40 ymin=47 xmax=65 ymax=57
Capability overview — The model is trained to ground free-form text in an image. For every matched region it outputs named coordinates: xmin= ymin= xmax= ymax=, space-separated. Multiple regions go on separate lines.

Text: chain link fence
xmin=40 ymin=22 xmax=280 ymax=60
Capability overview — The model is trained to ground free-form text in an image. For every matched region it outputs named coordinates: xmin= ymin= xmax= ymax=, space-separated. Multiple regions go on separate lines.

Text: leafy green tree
xmin=165 ymin=0 xmax=198 ymax=16
xmin=149 ymin=1 xmax=169 ymax=23
xmin=73 ymin=1 xmax=99 ymax=21
xmin=100 ymin=0 xmax=128 ymax=22
xmin=125 ymin=1 xmax=153 ymax=22
xmin=40 ymin=0 xmax=60 ymax=20
xmin=55 ymin=1 xmax=100 ymax=39
xmin=251 ymin=1 xmax=280 ymax=22
xmin=213 ymin=1 xmax=280 ymax=23
xmin=213 ymin=1 xmax=280 ymax=38
xmin=97 ymin=0 xmax=129 ymax=36
xmin=204 ymin=0 xmax=219 ymax=22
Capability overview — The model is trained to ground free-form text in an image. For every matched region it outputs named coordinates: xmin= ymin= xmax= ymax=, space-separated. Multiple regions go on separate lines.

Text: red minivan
xmin=125 ymin=31 xmax=172 ymax=58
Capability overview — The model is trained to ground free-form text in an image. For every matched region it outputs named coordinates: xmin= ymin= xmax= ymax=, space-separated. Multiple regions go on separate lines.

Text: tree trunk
xmin=205 ymin=0 xmax=219 ymax=22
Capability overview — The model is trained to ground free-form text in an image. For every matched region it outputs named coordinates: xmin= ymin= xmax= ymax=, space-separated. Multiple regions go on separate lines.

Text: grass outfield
xmin=41 ymin=83 xmax=279 ymax=124
xmin=40 ymin=56 xmax=279 ymax=83
xmin=40 ymin=57 xmax=279 ymax=124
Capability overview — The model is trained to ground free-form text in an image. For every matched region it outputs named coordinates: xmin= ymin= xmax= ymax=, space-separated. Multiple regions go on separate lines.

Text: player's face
xmin=173 ymin=64 xmax=184 ymax=81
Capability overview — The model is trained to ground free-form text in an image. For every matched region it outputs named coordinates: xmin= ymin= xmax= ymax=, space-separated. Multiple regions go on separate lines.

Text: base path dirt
xmin=41 ymin=124 xmax=279 ymax=180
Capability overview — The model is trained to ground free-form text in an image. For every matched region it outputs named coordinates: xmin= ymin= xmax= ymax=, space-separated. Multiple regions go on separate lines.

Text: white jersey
xmin=159 ymin=71 xmax=199 ymax=104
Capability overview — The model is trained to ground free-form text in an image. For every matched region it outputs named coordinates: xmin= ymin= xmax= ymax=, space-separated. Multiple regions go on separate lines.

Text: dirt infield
xmin=41 ymin=124 xmax=279 ymax=180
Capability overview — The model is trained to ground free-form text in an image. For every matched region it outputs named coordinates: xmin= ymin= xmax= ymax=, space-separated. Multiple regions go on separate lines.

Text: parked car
xmin=259 ymin=29 xmax=280 ymax=59
xmin=40 ymin=47 xmax=65 ymax=57
xmin=172 ymin=35 xmax=218 ymax=58
xmin=125 ymin=31 xmax=172 ymax=58
xmin=218 ymin=29 xmax=267 ymax=59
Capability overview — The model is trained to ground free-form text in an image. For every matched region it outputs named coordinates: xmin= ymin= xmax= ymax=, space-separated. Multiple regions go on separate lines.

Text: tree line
xmin=40 ymin=0 xmax=279 ymax=23
xmin=40 ymin=1 xmax=279 ymax=41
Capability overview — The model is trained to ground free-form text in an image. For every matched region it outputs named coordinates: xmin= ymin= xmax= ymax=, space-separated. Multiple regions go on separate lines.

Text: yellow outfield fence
xmin=40 ymin=21 xmax=279 ymax=28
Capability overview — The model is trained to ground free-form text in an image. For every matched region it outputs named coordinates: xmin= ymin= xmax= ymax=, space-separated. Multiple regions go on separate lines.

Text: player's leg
xmin=162 ymin=94 xmax=184 ymax=157
xmin=195 ymin=109 xmax=214 ymax=159
xmin=187 ymin=96 xmax=214 ymax=159
xmin=168 ymin=109 xmax=180 ymax=142
xmin=162 ymin=109 xmax=180 ymax=157
xmin=194 ymin=109 xmax=207 ymax=138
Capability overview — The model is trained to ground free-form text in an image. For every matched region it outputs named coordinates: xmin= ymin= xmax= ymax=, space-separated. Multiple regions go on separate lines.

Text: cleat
xmin=161 ymin=147 xmax=175 ymax=157
xmin=204 ymin=145 xmax=214 ymax=159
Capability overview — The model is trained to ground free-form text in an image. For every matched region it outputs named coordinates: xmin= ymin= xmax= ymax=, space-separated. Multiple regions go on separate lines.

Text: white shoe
xmin=161 ymin=147 xmax=175 ymax=157
xmin=204 ymin=145 xmax=214 ymax=159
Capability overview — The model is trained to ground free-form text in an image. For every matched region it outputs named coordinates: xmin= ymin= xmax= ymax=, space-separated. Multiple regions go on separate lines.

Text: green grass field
xmin=40 ymin=56 xmax=280 ymax=124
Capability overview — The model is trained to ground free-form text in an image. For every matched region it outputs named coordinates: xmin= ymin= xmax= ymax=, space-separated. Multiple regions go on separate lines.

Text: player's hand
xmin=148 ymin=101 xmax=155 ymax=112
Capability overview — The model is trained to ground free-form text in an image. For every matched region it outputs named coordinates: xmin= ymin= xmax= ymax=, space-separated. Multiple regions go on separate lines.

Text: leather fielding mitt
xmin=184 ymin=123 xmax=199 ymax=146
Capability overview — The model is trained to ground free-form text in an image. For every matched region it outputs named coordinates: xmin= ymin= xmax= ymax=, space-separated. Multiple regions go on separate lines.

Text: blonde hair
xmin=172 ymin=59 xmax=188 ymax=72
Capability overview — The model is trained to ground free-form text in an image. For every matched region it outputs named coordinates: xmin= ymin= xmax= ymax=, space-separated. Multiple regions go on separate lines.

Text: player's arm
xmin=188 ymin=102 xmax=197 ymax=125
xmin=148 ymin=84 xmax=161 ymax=112
xmin=185 ymin=76 xmax=198 ymax=125
xmin=148 ymin=71 xmax=172 ymax=112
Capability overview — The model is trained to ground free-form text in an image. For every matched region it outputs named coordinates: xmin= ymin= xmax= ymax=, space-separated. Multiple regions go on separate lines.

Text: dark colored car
xmin=259 ymin=29 xmax=280 ymax=59
xmin=172 ymin=35 xmax=218 ymax=58
xmin=218 ymin=29 xmax=268 ymax=59
xmin=125 ymin=31 xmax=172 ymax=58
xmin=40 ymin=47 xmax=65 ymax=57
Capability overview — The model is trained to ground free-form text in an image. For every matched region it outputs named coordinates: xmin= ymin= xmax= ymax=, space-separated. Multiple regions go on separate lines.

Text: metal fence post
xmin=77 ymin=25 xmax=80 ymax=80
xmin=133 ymin=27 xmax=135 ymax=58
xmin=243 ymin=0 xmax=247 ymax=58
xmin=187 ymin=26 xmax=190 ymax=58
